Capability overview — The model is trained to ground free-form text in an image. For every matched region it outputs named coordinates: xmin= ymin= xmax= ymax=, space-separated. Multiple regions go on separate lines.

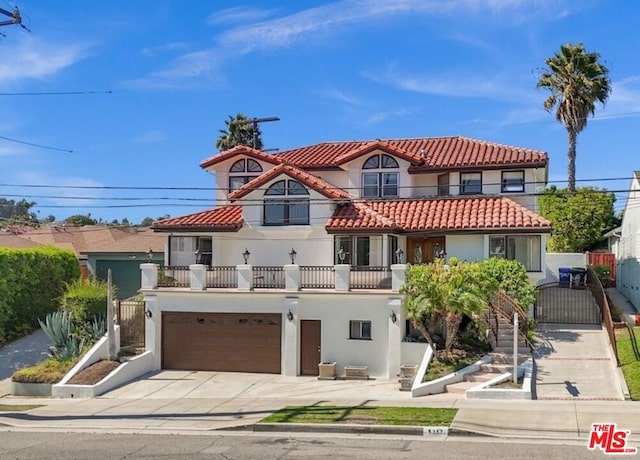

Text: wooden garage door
xmin=162 ymin=312 xmax=282 ymax=373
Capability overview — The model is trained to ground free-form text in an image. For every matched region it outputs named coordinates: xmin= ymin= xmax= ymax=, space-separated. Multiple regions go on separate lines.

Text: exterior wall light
xmin=395 ymin=248 xmax=404 ymax=264
xmin=289 ymin=248 xmax=297 ymax=264
xmin=287 ymin=310 xmax=294 ymax=322
xmin=390 ymin=311 xmax=397 ymax=323
xmin=242 ymin=248 xmax=250 ymax=264
xmin=145 ymin=309 xmax=153 ymax=319
xmin=147 ymin=248 xmax=153 ymax=263
xmin=338 ymin=247 xmax=346 ymax=263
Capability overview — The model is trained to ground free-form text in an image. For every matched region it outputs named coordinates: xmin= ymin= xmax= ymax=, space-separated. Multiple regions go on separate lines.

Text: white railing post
xmin=391 ymin=264 xmax=407 ymax=292
xmin=140 ymin=263 xmax=158 ymax=289
xmin=237 ymin=264 xmax=254 ymax=291
xmin=189 ymin=264 xmax=207 ymax=291
xmin=334 ymin=264 xmax=351 ymax=291
xmin=513 ymin=313 xmax=519 ymax=383
xmin=284 ymin=264 xmax=301 ymax=291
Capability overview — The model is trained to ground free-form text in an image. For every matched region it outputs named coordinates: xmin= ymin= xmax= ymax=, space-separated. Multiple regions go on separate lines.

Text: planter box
xmin=11 ymin=381 xmax=52 ymax=397
xmin=318 ymin=362 xmax=337 ymax=380
xmin=400 ymin=364 xmax=418 ymax=378
xmin=344 ymin=365 xmax=369 ymax=380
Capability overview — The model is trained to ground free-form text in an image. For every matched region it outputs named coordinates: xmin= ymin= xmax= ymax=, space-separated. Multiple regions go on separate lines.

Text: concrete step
xmin=480 ymin=363 xmax=513 ymax=373
xmin=446 ymin=381 xmax=479 ymax=394
xmin=493 ymin=346 xmax=529 ymax=353
xmin=489 ymin=353 xmax=531 ymax=365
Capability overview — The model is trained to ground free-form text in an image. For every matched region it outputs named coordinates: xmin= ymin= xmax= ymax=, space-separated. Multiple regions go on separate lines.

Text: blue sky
xmin=0 ymin=0 xmax=638 ymax=223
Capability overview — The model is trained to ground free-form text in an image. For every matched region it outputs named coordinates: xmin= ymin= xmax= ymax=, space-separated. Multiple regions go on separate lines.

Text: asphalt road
xmin=0 ymin=330 xmax=50 ymax=380
xmin=0 ymin=431 xmax=613 ymax=459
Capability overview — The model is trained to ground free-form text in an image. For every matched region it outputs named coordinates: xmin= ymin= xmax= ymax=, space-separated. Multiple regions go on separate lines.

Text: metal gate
xmin=534 ymin=283 xmax=601 ymax=325
xmin=116 ymin=300 xmax=145 ymax=348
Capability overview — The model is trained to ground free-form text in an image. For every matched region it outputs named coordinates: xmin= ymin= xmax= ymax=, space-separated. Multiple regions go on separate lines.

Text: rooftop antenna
xmin=0 ymin=6 xmax=30 ymax=32
xmin=230 ymin=116 xmax=280 ymax=150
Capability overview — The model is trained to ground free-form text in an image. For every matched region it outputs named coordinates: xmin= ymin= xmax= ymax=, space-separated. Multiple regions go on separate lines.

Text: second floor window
xmin=263 ymin=180 xmax=309 ymax=226
xmin=460 ymin=172 xmax=482 ymax=194
xmin=229 ymin=159 xmax=263 ymax=192
xmin=362 ymin=154 xmax=399 ymax=198
xmin=502 ymin=170 xmax=525 ymax=193
xmin=437 ymin=173 xmax=450 ymax=196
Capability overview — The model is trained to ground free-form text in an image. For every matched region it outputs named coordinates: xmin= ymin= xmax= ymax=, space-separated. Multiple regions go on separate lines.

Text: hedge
xmin=0 ymin=246 xmax=80 ymax=343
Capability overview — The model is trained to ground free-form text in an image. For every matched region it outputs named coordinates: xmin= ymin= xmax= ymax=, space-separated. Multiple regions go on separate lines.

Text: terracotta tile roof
xmin=152 ymin=206 xmax=243 ymax=232
xmin=326 ymin=197 xmax=552 ymax=233
xmin=80 ymin=230 xmax=165 ymax=253
xmin=200 ymin=145 xmax=281 ymax=169
xmin=274 ymin=136 xmax=547 ymax=170
xmin=228 ymin=164 xmax=351 ymax=201
xmin=333 ymin=140 xmax=418 ymax=165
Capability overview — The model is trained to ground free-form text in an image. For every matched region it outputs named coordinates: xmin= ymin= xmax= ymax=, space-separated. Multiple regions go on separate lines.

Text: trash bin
xmin=571 ymin=267 xmax=587 ymax=288
xmin=558 ymin=267 xmax=571 ymax=287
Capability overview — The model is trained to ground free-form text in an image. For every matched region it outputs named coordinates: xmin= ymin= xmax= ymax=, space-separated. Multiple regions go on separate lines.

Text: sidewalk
xmin=607 ymin=287 xmax=639 ymax=325
xmin=1 ymin=395 xmax=640 ymax=445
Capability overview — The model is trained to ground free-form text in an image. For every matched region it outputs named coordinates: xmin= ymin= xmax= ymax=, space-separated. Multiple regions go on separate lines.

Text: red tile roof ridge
xmin=229 ymin=164 xmax=351 ymax=201
xmin=200 ymin=145 xmax=281 ymax=169
xmin=352 ymin=200 xmax=398 ymax=228
xmin=333 ymin=139 xmax=420 ymax=165
xmin=455 ymin=135 xmax=546 ymax=155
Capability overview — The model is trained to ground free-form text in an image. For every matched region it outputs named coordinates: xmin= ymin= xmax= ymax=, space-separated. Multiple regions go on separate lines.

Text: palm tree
xmin=215 ymin=113 xmax=263 ymax=151
xmin=537 ymin=43 xmax=611 ymax=192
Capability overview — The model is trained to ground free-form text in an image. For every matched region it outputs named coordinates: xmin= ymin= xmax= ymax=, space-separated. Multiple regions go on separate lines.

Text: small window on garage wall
xmin=349 ymin=320 xmax=372 ymax=340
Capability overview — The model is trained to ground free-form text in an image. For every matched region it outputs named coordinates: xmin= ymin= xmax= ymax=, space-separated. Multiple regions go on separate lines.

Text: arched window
xmin=263 ymin=180 xmax=309 ymax=225
xmin=362 ymin=154 xmax=399 ymax=198
xmin=229 ymin=159 xmax=263 ymax=192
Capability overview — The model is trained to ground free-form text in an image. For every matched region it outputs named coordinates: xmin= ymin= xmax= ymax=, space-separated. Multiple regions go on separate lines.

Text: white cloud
xmin=0 ymin=144 xmax=25 ymax=156
xmin=207 ymin=6 xmax=278 ymax=26
xmin=597 ymin=76 xmax=640 ymax=119
xmin=362 ymin=107 xmax=417 ymax=125
xmin=133 ymin=0 xmax=571 ymax=89
xmin=321 ymin=88 xmax=364 ymax=106
xmin=134 ymin=130 xmax=167 ymax=144
xmin=0 ymin=37 xmax=89 ymax=85
xmin=141 ymin=42 xmax=190 ymax=58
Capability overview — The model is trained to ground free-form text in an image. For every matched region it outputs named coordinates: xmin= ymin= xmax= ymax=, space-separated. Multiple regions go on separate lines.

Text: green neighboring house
xmin=82 ymin=230 xmax=165 ymax=299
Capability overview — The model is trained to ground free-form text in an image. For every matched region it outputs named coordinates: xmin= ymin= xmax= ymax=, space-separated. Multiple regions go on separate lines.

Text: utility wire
xmin=0 ymin=135 xmax=73 ymax=153
xmin=0 ymin=90 xmax=112 ymax=96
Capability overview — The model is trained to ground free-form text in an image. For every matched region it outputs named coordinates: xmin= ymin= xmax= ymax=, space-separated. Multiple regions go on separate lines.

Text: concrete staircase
xmin=445 ymin=314 xmax=531 ymax=395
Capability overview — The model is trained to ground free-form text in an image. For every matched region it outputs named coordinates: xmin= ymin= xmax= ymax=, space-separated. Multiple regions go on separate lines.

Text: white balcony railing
xmin=141 ymin=263 xmax=406 ymax=293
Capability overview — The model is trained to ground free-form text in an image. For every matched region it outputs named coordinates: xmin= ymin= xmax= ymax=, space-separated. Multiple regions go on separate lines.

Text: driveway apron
xmin=533 ymin=323 xmax=624 ymax=400
xmin=0 ymin=329 xmax=51 ymax=395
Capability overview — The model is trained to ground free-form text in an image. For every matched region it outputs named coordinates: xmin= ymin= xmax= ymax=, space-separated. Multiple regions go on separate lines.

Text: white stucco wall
xmin=619 ymin=173 xmax=640 ymax=309
xmin=142 ymin=290 xmax=403 ymax=379
xmin=541 ymin=253 xmax=587 ymax=285
xmin=445 ymin=234 xmax=485 ymax=262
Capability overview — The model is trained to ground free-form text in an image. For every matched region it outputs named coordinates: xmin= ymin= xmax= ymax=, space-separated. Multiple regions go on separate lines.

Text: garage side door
xmin=162 ymin=312 xmax=282 ymax=373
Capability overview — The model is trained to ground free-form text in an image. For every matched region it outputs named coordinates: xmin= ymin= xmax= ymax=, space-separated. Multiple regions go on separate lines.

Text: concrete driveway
xmin=533 ymin=323 xmax=625 ymax=400
xmin=101 ymin=370 xmax=445 ymax=402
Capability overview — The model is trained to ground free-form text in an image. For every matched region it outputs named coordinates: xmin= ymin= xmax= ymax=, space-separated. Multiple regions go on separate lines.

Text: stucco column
xmin=236 ymin=264 xmax=254 ymax=291
xmin=283 ymin=297 xmax=299 ymax=376
xmin=143 ymin=294 xmax=161 ymax=370
xmin=334 ymin=264 xmax=351 ymax=292
xmin=387 ymin=297 xmax=403 ymax=379
xmin=391 ymin=264 xmax=407 ymax=293
xmin=189 ymin=264 xmax=207 ymax=291
xmin=285 ymin=264 xmax=301 ymax=291
xmin=140 ymin=263 xmax=158 ymax=290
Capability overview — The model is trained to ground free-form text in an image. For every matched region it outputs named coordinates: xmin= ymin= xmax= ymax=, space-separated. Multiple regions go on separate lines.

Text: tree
xmin=140 ymin=216 xmax=155 ymax=227
xmin=537 ymin=43 xmax=611 ymax=192
xmin=401 ymin=259 xmax=492 ymax=357
xmin=539 ymin=186 xmax=617 ymax=252
xmin=64 ymin=214 xmax=97 ymax=226
xmin=0 ymin=198 xmax=38 ymax=227
xmin=215 ymin=113 xmax=263 ymax=151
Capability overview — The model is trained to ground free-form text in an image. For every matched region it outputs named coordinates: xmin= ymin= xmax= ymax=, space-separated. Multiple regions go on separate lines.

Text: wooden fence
xmin=588 ymin=252 xmax=616 ymax=285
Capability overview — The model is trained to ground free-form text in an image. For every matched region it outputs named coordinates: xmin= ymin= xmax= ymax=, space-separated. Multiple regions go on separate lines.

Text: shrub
xmin=593 ymin=264 xmax=611 ymax=287
xmin=0 ymin=246 xmax=79 ymax=343
xmin=11 ymin=358 xmax=76 ymax=384
xmin=59 ymin=278 xmax=114 ymax=323
xmin=480 ymin=258 xmax=536 ymax=310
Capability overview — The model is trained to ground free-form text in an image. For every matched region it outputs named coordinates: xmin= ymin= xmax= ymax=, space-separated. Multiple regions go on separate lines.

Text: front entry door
xmin=407 ymin=236 xmax=446 ymax=264
xmin=300 ymin=320 xmax=321 ymax=376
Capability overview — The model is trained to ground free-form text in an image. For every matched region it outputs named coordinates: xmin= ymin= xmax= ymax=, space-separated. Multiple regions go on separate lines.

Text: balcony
xmin=141 ymin=263 xmax=405 ymax=293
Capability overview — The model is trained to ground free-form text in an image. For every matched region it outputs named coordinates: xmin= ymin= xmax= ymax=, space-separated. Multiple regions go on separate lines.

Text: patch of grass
xmin=615 ymin=326 xmax=640 ymax=401
xmin=0 ymin=404 xmax=43 ymax=412
xmin=423 ymin=351 xmax=482 ymax=382
xmin=11 ymin=358 xmax=76 ymax=384
xmin=261 ymin=406 xmax=457 ymax=426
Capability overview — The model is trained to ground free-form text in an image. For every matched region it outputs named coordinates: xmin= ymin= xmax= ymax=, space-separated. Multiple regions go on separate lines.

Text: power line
xmin=0 ymin=135 xmax=73 ymax=153
xmin=0 ymin=90 xmax=112 ymax=96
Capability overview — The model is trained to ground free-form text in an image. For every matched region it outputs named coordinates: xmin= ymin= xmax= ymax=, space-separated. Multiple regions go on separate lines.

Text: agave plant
xmin=38 ymin=311 xmax=84 ymax=361
xmin=84 ymin=312 xmax=107 ymax=341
